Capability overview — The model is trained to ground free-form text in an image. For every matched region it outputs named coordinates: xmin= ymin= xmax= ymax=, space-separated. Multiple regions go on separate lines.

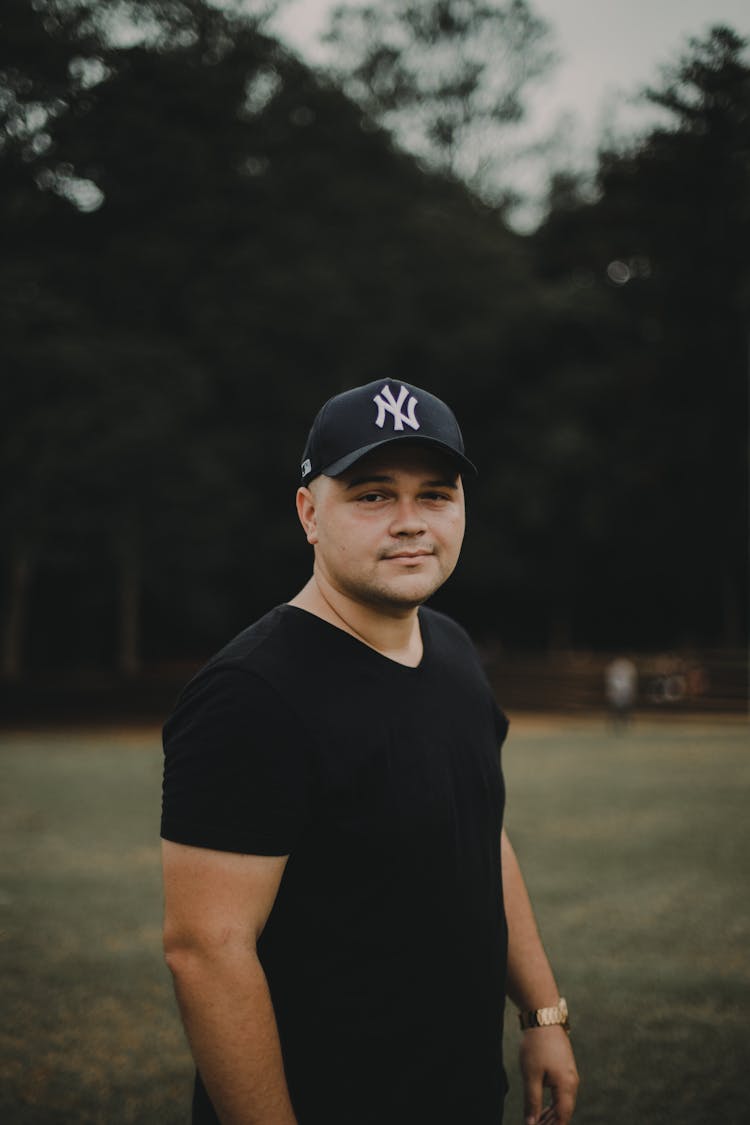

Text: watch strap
xmin=518 ymin=996 xmax=570 ymax=1033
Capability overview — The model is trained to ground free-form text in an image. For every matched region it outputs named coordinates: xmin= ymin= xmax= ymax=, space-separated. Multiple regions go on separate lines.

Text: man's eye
xmin=360 ymin=492 xmax=385 ymax=502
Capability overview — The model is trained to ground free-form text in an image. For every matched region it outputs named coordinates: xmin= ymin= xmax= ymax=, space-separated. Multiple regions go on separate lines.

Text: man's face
xmin=297 ymin=445 xmax=466 ymax=613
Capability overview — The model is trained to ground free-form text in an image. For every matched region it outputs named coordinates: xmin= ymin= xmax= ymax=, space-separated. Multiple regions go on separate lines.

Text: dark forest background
xmin=1 ymin=0 xmax=748 ymax=699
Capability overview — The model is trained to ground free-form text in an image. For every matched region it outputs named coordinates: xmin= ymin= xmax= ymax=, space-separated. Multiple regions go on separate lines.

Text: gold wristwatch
xmin=518 ymin=996 xmax=570 ymax=1034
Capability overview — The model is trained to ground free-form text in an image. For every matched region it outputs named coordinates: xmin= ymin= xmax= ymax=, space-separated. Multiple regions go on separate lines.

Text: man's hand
xmin=519 ymin=1025 xmax=579 ymax=1125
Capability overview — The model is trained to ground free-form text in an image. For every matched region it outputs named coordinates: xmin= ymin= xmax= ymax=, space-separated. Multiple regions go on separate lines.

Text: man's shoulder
xmin=164 ymin=606 xmax=312 ymax=740
xmin=421 ymin=607 xmax=507 ymax=735
xmin=177 ymin=605 xmax=313 ymax=704
xmin=421 ymin=605 xmax=476 ymax=650
xmin=421 ymin=606 xmax=495 ymax=686
xmin=207 ymin=604 xmax=292 ymax=670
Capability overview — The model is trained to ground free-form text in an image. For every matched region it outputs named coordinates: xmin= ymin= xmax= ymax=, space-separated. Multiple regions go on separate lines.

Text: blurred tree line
xmin=1 ymin=0 xmax=747 ymax=680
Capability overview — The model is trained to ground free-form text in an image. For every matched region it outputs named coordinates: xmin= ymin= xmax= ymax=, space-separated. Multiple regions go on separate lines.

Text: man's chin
xmin=365 ymin=575 xmax=446 ymax=611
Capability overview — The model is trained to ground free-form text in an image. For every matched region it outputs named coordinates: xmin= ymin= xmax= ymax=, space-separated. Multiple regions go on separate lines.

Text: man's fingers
xmin=520 ymin=1026 xmax=579 ymax=1123
xmin=523 ymin=1076 xmax=578 ymax=1125
xmin=550 ymin=1068 xmax=580 ymax=1124
xmin=528 ymin=1101 xmax=557 ymax=1125
xmin=552 ymin=1088 xmax=578 ymax=1125
xmin=522 ymin=1072 xmax=544 ymax=1125
xmin=536 ymin=1101 xmax=572 ymax=1125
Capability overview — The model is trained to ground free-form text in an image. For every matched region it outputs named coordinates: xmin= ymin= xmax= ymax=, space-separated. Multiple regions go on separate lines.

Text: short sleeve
xmin=493 ymin=701 xmax=509 ymax=747
xmin=161 ymin=666 xmax=313 ymax=855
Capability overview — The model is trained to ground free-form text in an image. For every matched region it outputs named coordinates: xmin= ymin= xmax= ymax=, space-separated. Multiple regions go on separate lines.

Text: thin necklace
xmin=312 ymin=577 xmax=376 ymax=649
xmin=311 ymin=577 xmax=422 ymax=664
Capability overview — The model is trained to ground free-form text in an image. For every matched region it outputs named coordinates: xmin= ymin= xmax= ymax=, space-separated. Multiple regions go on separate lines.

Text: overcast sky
xmin=271 ymin=0 xmax=749 ymax=226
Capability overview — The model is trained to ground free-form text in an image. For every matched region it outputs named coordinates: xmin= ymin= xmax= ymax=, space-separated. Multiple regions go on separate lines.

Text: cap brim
xmin=322 ymin=436 xmax=478 ymax=480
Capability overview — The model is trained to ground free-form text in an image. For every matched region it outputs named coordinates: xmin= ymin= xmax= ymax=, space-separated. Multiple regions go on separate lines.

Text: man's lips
xmin=381 ymin=549 xmax=434 ymax=560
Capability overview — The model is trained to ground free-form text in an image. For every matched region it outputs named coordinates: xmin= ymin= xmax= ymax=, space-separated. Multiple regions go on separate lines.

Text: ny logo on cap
xmin=373 ymin=384 xmax=420 ymax=431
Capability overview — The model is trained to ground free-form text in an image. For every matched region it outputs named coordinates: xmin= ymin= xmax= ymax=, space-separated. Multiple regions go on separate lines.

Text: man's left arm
xmin=502 ymin=828 xmax=580 ymax=1125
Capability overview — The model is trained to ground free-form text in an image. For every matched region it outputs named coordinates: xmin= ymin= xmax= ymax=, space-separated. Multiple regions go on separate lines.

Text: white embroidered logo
xmin=373 ymin=384 xmax=420 ymax=431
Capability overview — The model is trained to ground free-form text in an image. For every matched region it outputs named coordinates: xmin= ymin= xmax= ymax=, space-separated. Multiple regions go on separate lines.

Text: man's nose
xmin=389 ymin=498 xmax=427 ymax=536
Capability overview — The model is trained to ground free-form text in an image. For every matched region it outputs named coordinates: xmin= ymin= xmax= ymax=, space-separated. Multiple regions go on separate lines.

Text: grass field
xmin=0 ymin=717 xmax=748 ymax=1124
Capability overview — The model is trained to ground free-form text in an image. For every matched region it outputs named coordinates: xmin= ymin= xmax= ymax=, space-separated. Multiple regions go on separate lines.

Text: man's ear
xmin=296 ymin=486 xmax=318 ymax=545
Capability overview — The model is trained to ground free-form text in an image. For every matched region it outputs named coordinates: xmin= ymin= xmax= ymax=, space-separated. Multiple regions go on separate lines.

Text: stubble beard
xmin=333 ymin=557 xmax=455 ymax=616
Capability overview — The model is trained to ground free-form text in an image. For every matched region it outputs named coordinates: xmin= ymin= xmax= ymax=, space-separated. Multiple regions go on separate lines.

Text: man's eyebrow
xmin=343 ymin=474 xmax=458 ymax=490
xmin=344 ymin=474 xmax=395 ymax=490
xmin=424 ymin=478 xmax=459 ymax=489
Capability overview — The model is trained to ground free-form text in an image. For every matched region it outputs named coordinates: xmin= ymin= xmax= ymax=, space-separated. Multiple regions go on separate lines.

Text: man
xmin=605 ymin=656 xmax=637 ymax=731
xmin=161 ymin=380 xmax=579 ymax=1125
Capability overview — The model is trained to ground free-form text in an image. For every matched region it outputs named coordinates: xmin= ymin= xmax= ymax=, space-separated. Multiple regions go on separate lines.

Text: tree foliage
xmin=2 ymin=5 xmax=747 ymax=683
xmin=1 ymin=0 xmax=541 ymax=673
xmin=533 ymin=26 xmax=750 ymax=646
xmin=323 ymin=0 xmax=555 ymax=201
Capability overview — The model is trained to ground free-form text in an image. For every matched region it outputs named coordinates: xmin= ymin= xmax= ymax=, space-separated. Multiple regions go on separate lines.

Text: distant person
xmin=605 ymin=656 xmax=638 ymax=730
xmin=161 ymin=381 xmax=579 ymax=1124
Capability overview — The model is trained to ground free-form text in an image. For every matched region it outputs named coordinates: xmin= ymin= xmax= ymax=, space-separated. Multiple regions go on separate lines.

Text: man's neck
xmin=288 ymin=574 xmax=423 ymax=668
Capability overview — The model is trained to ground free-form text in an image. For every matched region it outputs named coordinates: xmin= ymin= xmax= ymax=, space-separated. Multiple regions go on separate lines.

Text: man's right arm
xmin=162 ymin=839 xmax=297 ymax=1125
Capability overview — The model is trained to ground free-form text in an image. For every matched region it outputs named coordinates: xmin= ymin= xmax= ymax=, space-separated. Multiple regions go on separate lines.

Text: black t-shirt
xmin=162 ymin=604 xmax=509 ymax=1125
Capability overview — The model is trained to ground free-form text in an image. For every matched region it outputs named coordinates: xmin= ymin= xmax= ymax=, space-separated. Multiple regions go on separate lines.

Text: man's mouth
xmin=382 ymin=549 xmax=434 ymax=560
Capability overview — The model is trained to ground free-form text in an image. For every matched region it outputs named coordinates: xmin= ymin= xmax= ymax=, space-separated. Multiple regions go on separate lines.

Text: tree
xmin=2 ymin=0 xmax=550 ymax=676
xmin=532 ymin=26 xmax=750 ymax=648
xmin=0 ymin=0 xmax=97 ymax=677
xmin=323 ymin=0 xmax=555 ymax=204
xmin=0 ymin=0 xmax=273 ymax=675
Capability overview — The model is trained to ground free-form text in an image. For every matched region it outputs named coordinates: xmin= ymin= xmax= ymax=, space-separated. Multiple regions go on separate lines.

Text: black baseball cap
xmin=300 ymin=380 xmax=477 ymax=485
